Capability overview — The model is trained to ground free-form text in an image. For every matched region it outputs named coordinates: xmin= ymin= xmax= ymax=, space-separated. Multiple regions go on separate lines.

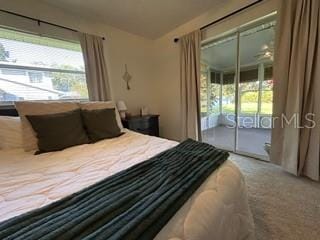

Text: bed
xmin=0 ymin=129 xmax=254 ymax=240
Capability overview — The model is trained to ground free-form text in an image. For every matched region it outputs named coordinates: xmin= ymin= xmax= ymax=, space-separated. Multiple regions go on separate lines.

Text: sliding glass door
xmin=237 ymin=22 xmax=275 ymax=157
xmin=200 ymin=16 xmax=276 ymax=160
xmin=200 ymin=34 xmax=237 ymax=152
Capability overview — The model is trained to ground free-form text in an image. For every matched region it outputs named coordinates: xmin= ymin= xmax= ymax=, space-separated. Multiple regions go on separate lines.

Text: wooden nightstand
xmin=122 ymin=114 xmax=159 ymax=137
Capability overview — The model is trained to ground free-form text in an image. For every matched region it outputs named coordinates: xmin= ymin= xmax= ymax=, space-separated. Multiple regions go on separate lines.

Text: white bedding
xmin=0 ymin=130 xmax=254 ymax=240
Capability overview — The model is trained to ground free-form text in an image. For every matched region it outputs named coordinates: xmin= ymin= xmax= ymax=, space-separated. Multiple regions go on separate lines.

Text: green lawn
xmin=224 ymin=103 xmax=272 ymax=115
xmin=202 ymin=102 xmax=272 ymax=115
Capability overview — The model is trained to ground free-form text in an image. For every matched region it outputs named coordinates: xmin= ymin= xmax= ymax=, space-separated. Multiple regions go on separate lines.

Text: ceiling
xmin=41 ymin=0 xmax=227 ymax=39
xmin=201 ymin=23 xmax=275 ymax=71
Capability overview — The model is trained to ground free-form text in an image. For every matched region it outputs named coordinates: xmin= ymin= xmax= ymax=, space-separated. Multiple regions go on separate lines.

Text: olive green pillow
xmin=26 ymin=109 xmax=89 ymax=154
xmin=81 ymin=108 xmax=123 ymax=143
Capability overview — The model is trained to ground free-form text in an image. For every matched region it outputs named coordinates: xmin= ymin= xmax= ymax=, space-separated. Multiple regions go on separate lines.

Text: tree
xmin=49 ymin=64 xmax=88 ymax=98
xmin=0 ymin=43 xmax=8 ymax=62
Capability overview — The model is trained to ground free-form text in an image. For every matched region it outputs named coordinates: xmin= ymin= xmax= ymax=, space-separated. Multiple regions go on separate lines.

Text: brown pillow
xmin=26 ymin=109 xmax=89 ymax=154
xmin=81 ymin=108 xmax=123 ymax=143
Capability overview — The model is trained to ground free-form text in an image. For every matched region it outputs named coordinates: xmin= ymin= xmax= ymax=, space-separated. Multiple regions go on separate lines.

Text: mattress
xmin=0 ymin=130 xmax=255 ymax=240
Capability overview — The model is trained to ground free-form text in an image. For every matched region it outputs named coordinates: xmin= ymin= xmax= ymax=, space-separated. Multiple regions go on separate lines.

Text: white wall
xmin=0 ymin=0 xmax=158 ymax=115
xmin=153 ymin=0 xmax=280 ymax=141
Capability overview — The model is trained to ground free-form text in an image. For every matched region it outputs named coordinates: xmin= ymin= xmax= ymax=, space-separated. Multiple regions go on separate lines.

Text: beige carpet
xmin=230 ymin=154 xmax=320 ymax=240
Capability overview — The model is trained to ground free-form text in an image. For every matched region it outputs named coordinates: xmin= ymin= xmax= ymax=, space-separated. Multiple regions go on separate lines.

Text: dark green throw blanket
xmin=0 ymin=139 xmax=229 ymax=240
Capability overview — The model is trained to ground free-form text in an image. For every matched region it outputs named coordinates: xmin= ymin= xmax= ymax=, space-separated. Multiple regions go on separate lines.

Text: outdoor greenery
xmin=203 ymin=92 xmax=273 ymax=115
xmin=50 ymin=65 xmax=88 ymax=98
xmin=239 ymin=90 xmax=272 ymax=114
xmin=223 ymin=102 xmax=273 ymax=115
xmin=200 ymin=65 xmax=221 ymax=115
xmin=200 ymin=63 xmax=274 ymax=116
xmin=0 ymin=43 xmax=8 ymax=61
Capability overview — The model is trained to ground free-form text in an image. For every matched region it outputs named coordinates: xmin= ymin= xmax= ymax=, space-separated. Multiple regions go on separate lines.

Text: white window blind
xmin=0 ymin=27 xmax=88 ymax=103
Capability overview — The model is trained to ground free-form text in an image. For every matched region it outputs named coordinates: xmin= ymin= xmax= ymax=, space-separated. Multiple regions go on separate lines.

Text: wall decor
xmin=122 ymin=64 xmax=132 ymax=90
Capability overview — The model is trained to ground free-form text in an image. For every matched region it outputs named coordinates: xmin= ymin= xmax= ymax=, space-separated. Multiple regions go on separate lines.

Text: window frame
xmin=0 ymin=27 xmax=87 ymax=107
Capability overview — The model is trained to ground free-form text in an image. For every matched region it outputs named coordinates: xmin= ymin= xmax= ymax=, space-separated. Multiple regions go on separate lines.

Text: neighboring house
xmin=0 ymin=68 xmax=80 ymax=101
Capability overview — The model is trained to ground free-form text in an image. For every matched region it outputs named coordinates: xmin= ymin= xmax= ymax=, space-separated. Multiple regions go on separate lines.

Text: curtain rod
xmin=0 ymin=9 xmax=106 ymax=40
xmin=174 ymin=0 xmax=264 ymax=43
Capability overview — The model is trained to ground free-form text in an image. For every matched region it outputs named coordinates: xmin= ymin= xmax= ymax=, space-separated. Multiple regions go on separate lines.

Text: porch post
xmin=257 ymin=63 xmax=264 ymax=127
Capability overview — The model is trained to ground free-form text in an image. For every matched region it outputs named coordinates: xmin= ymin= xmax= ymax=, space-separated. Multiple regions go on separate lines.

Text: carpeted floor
xmin=230 ymin=154 xmax=320 ymax=240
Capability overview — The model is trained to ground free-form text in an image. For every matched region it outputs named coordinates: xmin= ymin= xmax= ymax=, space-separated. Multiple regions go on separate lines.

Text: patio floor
xmin=202 ymin=126 xmax=271 ymax=159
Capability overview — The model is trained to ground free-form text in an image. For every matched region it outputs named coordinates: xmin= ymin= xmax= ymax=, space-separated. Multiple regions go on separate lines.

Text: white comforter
xmin=0 ymin=130 xmax=254 ymax=240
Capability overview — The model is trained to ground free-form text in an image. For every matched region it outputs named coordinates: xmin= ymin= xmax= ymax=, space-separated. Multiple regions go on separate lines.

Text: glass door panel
xmin=200 ymin=15 xmax=276 ymax=160
xmin=201 ymin=34 xmax=237 ymax=151
xmin=236 ymin=21 xmax=275 ymax=158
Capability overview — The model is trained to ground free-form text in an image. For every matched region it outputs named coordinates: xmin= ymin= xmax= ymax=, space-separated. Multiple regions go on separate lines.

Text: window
xmin=239 ymin=68 xmax=259 ymax=115
xmin=200 ymin=63 xmax=209 ymax=117
xmin=261 ymin=67 xmax=273 ymax=115
xmin=222 ymin=73 xmax=235 ymax=114
xmin=209 ymin=71 xmax=221 ymax=115
xmin=200 ymin=63 xmax=222 ymax=117
xmin=0 ymin=27 xmax=88 ymax=104
xmin=28 ymin=72 xmax=43 ymax=83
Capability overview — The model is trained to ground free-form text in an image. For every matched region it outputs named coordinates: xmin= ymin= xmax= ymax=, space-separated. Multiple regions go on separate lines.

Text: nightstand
xmin=122 ymin=115 xmax=159 ymax=137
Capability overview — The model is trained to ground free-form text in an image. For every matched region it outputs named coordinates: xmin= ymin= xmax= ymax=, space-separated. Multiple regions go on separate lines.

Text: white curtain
xmin=271 ymin=0 xmax=320 ymax=181
xmin=180 ymin=30 xmax=202 ymax=141
xmin=79 ymin=33 xmax=111 ymax=101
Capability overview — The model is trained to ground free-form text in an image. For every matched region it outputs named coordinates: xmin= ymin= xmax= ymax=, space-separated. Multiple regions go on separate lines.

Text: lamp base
xmin=120 ymin=111 xmax=126 ymax=119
